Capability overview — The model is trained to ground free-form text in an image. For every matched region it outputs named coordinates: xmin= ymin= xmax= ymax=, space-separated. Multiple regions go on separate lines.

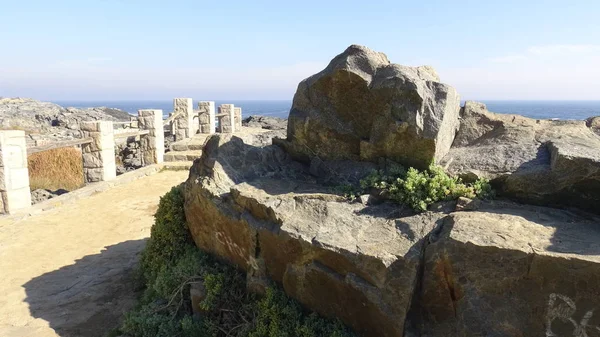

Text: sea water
xmin=54 ymin=100 xmax=600 ymax=120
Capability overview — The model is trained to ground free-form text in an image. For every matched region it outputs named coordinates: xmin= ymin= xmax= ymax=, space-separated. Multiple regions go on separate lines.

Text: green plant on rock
xmin=360 ymin=164 xmax=493 ymax=212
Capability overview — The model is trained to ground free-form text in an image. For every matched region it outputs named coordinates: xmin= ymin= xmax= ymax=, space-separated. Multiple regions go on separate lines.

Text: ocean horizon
xmin=53 ymin=99 xmax=600 ymax=121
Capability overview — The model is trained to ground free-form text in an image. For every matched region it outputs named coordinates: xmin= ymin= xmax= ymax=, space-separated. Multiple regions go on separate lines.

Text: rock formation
xmin=242 ymin=115 xmax=287 ymax=130
xmin=442 ymin=101 xmax=600 ymax=213
xmin=183 ymin=45 xmax=600 ymax=337
xmin=0 ymin=97 xmax=131 ymax=145
xmin=588 ymin=116 xmax=600 ymax=135
xmin=277 ymin=45 xmax=460 ymax=169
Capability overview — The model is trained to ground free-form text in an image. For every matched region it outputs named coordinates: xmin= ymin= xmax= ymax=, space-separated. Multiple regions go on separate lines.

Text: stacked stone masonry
xmin=138 ymin=109 xmax=164 ymax=165
xmin=198 ymin=101 xmax=216 ymax=134
xmin=81 ymin=121 xmax=117 ymax=183
xmin=0 ymin=130 xmax=32 ymax=214
xmin=218 ymin=104 xmax=236 ymax=133
xmin=173 ymin=98 xmax=194 ymax=141
xmin=234 ymin=107 xmax=243 ymax=130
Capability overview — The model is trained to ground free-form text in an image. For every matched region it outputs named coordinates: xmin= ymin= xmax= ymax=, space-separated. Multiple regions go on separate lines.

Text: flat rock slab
xmin=420 ymin=202 xmax=600 ymax=337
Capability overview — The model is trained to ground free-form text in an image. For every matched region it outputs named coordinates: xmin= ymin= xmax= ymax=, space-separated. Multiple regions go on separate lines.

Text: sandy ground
xmin=0 ymin=170 xmax=189 ymax=337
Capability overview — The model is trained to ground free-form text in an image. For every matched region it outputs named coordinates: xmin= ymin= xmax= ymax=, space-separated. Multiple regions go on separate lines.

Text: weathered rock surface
xmin=184 ymin=132 xmax=444 ymax=337
xmin=419 ymin=201 xmax=600 ymax=337
xmin=242 ymin=115 xmax=287 ymax=130
xmin=30 ymin=188 xmax=68 ymax=204
xmin=277 ymin=44 xmax=460 ymax=169
xmin=442 ymin=101 xmax=600 ymax=213
xmin=0 ymin=97 xmax=132 ymax=146
xmin=588 ymin=116 xmax=600 ymax=136
xmin=184 ymin=132 xmax=600 ymax=337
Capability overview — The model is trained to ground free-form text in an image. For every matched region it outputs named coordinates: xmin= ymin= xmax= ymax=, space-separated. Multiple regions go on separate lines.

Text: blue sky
xmin=1 ymin=0 xmax=599 ymax=100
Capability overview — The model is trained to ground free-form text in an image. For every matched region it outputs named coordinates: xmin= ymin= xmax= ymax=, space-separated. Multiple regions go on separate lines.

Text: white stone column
xmin=138 ymin=109 xmax=164 ymax=164
xmin=234 ymin=107 xmax=243 ymax=130
xmin=81 ymin=121 xmax=116 ymax=183
xmin=173 ymin=98 xmax=194 ymax=141
xmin=198 ymin=101 xmax=216 ymax=134
xmin=219 ymin=104 xmax=236 ymax=133
xmin=0 ymin=130 xmax=31 ymax=214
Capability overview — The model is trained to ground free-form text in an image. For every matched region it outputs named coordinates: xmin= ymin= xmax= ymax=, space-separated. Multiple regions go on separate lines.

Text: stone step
xmin=164 ymin=151 xmax=202 ymax=162
xmin=160 ymin=161 xmax=193 ymax=171
xmin=164 ymin=150 xmax=202 ymax=162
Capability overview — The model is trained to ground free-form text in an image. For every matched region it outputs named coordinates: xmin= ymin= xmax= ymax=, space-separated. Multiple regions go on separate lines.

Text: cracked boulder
xmin=276 ymin=44 xmax=460 ymax=169
xmin=441 ymin=101 xmax=600 ymax=213
xmin=419 ymin=201 xmax=600 ymax=337
xmin=184 ymin=133 xmax=443 ymax=337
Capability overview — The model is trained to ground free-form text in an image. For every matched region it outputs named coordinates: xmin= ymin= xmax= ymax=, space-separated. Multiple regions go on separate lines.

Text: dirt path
xmin=0 ymin=170 xmax=189 ymax=337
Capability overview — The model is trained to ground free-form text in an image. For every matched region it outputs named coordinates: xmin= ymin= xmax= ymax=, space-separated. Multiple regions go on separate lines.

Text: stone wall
xmin=218 ymin=104 xmax=235 ymax=133
xmin=198 ymin=101 xmax=216 ymax=134
xmin=81 ymin=121 xmax=117 ymax=183
xmin=0 ymin=130 xmax=32 ymax=214
xmin=138 ymin=109 xmax=164 ymax=165
xmin=173 ymin=98 xmax=194 ymax=141
xmin=234 ymin=107 xmax=242 ymax=130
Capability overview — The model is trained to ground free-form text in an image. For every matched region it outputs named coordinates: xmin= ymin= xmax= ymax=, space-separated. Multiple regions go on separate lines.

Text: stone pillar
xmin=81 ymin=121 xmax=116 ymax=183
xmin=173 ymin=98 xmax=194 ymax=141
xmin=234 ymin=107 xmax=243 ymax=130
xmin=138 ymin=109 xmax=164 ymax=164
xmin=0 ymin=130 xmax=31 ymax=214
xmin=198 ymin=101 xmax=216 ymax=134
xmin=219 ymin=104 xmax=235 ymax=133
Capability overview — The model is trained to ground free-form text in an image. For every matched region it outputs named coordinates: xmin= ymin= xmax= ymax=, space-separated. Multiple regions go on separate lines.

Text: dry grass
xmin=28 ymin=147 xmax=84 ymax=191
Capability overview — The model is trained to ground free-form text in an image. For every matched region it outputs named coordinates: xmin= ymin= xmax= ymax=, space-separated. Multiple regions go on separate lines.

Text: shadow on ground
xmin=23 ymin=239 xmax=147 ymax=337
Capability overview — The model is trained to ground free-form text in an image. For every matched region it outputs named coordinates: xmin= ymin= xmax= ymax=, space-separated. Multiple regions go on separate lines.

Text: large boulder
xmin=419 ymin=201 xmax=600 ymax=337
xmin=442 ymin=101 xmax=600 ymax=213
xmin=183 ymin=132 xmax=600 ymax=337
xmin=184 ymin=133 xmax=442 ymax=337
xmin=277 ymin=45 xmax=460 ymax=169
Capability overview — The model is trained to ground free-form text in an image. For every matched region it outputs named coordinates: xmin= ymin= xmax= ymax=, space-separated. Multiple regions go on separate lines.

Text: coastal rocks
xmin=587 ymin=116 xmax=600 ymax=135
xmin=242 ymin=115 xmax=288 ymax=130
xmin=278 ymin=44 xmax=460 ymax=169
xmin=442 ymin=101 xmax=600 ymax=213
xmin=184 ymin=132 xmax=441 ymax=337
xmin=0 ymin=97 xmax=131 ymax=146
xmin=419 ymin=202 xmax=600 ymax=337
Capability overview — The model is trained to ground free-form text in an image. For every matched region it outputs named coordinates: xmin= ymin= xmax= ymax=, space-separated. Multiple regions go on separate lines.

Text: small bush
xmin=118 ymin=185 xmax=356 ymax=337
xmin=139 ymin=185 xmax=193 ymax=283
xmin=28 ymin=147 xmax=84 ymax=191
xmin=360 ymin=164 xmax=493 ymax=212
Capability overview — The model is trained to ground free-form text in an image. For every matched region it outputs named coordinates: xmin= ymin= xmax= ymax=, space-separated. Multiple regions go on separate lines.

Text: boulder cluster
xmin=184 ymin=45 xmax=600 ymax=337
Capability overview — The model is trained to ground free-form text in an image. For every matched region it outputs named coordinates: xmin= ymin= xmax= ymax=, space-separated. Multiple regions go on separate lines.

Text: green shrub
xmin=360 ymin=164 xmax=493 ymax=212
xmin=139 ymin=184 xmax=193 ymax=283
xmin=118 ymin=184 xmax=356 ymax=337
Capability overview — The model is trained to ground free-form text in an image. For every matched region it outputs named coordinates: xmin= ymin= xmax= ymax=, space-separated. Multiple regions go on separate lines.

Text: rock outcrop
xmin=420 ymin=202 xmax=600 ymax=337
xmin=587 ymin=116 xmax=600 ymax=136
xmin=0 ymin=97 xmax=132 ymax=145
xmin=183 ymin=45 xmax=600 ymax=337
xmin=277 ymin=45 xmax=460 ymax=169
xmin=184 ymin=133 xmax=444 ymax=337
xmin=242 ymin=115 xmax=287 ymax=130
xmin=183 ymin=132 xmax=600 ymax=337
xmin=442 ymin=101 xmax=600 ymax=213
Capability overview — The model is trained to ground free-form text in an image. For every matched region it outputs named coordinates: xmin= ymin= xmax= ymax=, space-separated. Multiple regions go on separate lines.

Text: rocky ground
xmin=242 ymin=115 xmax=287 ymax=130
xmin=0 ymin=97 xmax=132 ymax=146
